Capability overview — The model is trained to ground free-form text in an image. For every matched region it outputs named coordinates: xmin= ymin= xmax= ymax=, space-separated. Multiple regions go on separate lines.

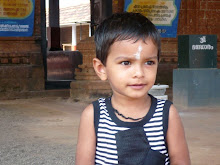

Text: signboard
xmin=124 ymin=0 xmax=181 ymax=38
xmin=0 ymin=0 xmax=35 ymax=37
xmin=178 ymin=35 xmax=217 ymax=68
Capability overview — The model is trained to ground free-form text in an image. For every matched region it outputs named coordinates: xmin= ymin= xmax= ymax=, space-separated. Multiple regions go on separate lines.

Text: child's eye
xmin=121 ymin=61 xmax=131 ymax=65
xmin=145 ymin=61 xmax=155 ymax=65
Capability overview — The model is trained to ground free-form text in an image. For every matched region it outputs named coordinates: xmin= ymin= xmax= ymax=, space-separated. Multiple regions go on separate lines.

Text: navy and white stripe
xmin=144 ymin=100 xmax=169 ymax=164
xmin=94 ymin=97 xmax=170 ymax=165
xmin=95 ymin=98 xmax=129 ymax=164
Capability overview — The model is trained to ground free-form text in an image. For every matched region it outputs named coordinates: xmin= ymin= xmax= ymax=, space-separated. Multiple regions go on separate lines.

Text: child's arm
xmin=75 ymin=104 xmax=96 ymax=165
xmin=166 ymin=105 xmax=191 ymax=165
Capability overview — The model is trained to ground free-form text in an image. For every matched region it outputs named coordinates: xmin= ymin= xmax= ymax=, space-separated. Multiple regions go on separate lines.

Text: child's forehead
xmin=111 ymin=38 xmax=156 ymax=49
xmin=108 ymin=38 xmax=158 ymax=59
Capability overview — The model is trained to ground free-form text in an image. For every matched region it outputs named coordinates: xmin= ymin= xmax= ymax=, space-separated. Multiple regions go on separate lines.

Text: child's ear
xmin=93 ymin=58 xmax=107 ymax=81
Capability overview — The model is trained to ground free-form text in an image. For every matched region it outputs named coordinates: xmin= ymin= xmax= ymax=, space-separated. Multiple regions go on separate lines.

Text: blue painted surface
xmin=0 ymin=0 xmax=35 ymax=37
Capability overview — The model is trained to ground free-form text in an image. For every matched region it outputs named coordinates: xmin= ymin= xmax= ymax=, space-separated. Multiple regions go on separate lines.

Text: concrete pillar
xmin=72 ymin=24 xmax=77 ymax=50
xmin=89 ymin=23 xmax=92 ymax=37
xmin=47 ymin=0 xmax=62 ymax=51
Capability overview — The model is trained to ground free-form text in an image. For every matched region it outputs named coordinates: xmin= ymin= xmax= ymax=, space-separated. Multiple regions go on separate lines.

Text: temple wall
xmin=0 ymin=0 xmax=45 ymax=98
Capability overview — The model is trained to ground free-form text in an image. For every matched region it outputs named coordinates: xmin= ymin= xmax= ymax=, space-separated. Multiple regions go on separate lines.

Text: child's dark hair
xmin=94 ymin=12 xmax=161 ymax=66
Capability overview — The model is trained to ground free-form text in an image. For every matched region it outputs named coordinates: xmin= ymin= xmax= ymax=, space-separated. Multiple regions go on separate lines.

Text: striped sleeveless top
xmin=93 ymin=95 xmax=172 ymax=165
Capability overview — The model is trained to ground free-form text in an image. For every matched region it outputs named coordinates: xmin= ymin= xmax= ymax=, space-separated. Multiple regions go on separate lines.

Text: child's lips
xmin=128 ymin=84 xmax=146 ymax=89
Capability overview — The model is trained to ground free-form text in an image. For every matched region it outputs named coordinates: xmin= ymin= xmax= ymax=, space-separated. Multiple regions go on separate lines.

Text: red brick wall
xmin=60 ymin=27 xmax=72 ymax=45
xmin=178 ymin=0 xmax=219 ymax=35
xmin=76 ymin=25 xmax=90 ymax=45
xmin=112 ymin=0 xmax=125 ymax=13
xmin=0 ymin=0 xmax=45 ymax=96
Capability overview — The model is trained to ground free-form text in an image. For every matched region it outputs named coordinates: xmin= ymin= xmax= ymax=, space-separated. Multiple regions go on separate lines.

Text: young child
xmin=75 ymin=12 xmax=190 ymax=165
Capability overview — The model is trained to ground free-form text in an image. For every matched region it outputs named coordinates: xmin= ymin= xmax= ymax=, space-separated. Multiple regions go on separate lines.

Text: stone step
xmin=75 ymin=72 xmax=97 ymax=76
xmin=75 ymin=76 xmax=99 ymax=80
xmin=78 ymin=64 xmax=93 ymax=68
xmin=70 ymin=80 xmax=112 ymax=99
xmin=71 ymin=80 xmax=110 ymax=90
xmin=75 ymin=67 xmax=95 ymax=73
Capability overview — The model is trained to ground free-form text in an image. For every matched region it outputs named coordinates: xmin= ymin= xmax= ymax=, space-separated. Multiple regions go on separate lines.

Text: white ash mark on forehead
xmin=134 ymin=45 xmax=142 ymax=60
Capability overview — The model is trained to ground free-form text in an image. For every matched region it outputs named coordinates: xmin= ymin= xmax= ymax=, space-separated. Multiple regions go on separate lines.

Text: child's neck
xmin=111 ymin=94 xmax=151 ymax=121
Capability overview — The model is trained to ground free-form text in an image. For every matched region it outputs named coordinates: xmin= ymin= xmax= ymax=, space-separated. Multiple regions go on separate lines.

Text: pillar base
xmin=173 ymin=68 xmax=220 ymax=108
xmin=70 ymin=80 xmax=112 ymax=100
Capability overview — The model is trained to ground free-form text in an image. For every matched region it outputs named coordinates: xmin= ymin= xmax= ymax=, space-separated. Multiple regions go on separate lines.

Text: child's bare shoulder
xmin=169 ymin=104 xmax=180 ymax=119
xmin=80 ymin=104 xmax=94 ymax=121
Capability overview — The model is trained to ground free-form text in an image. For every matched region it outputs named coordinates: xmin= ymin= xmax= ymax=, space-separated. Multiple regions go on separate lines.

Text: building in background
xmin=46 ymin=0 xmax=90 ymax=51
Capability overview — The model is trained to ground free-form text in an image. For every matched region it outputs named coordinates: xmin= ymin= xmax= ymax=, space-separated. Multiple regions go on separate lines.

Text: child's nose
xmin=133 ymin=65 xmax=144 ymax=78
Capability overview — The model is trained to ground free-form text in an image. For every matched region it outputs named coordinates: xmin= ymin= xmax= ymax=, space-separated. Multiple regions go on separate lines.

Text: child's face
xmin=105 ymin=38 xmax=158 ymax=99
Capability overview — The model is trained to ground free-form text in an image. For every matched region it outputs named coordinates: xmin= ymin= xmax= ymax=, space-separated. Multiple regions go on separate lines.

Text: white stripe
xmin=98 ymin=98 xmax=105 ymax=102
xmin=99 ymin=123 xmax=116 ymax=129
xmin=97 ymin=143 xmax=117 ymax=149
xmin=96 ymin=155 xmax=118 ymax=164
xmin=100 ymin=110 xmax=109 ymax=117
xmin=99 ymin=118 xmax=116 ymax=126
xmin=96 ymin=147 xmax=117 ymax=154
xmin=153 ymin=112 xmax=163 ymax=116
xmin=150 ymin=117 xmax=162 ymax=121
xmin=157 ymin=104 xmax=165 ymax=108
xmin=99 ymin=123 xmax=128 ymax=131
xmin=151 ymin=146 xmax=166 ymax=150
xmin=160 ymin=150 xmax=168 ymax=154
xmin=97 ymin=133 xmax=115 ymax=139
xmin=149 ymin=141 xmax=165 ymax=146
xmin=98 ymin=138 xmax=116 ymax=144
xmin=144 ymin=126 xmax=163 ymax=132
xmin=98 ymin=128 xmax=118 ymax=134
xmin=100 ymin=114 xmax=112 ymax=120
xmin=146 ymin=131 xmax=163 ymax=136
xmin=99 ymin=102 xmax=106 ymax=106
xmin=148 ymin=136 xmax=164 ymax=141
xmin=100 ymin=106 xmax=107 ymax=110
xmin=96 ymin=151 xmax=118 ymax=159
xmin=95 ymin=159 xmax=105 ymax=164
xmin=144 ymin=121 xmax=162 ymax=127
xmin=158 ymin=100 xmax=166 ymax=104
xmin=155 ymin=108 xmax=163 ymax=112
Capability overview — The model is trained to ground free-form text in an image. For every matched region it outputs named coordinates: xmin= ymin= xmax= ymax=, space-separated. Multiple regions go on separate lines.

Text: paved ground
xmin=0 ymin=97 xmax=219 ymax=165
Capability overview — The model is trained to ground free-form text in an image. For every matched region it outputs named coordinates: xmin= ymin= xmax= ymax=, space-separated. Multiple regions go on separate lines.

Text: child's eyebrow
xmin=114 ymin=55 xmax=158 ymax=61
xmin=147 ymin=56 xmax=158 ymax=60
xmin=114 ymin=56 xmax=133 ymax=61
